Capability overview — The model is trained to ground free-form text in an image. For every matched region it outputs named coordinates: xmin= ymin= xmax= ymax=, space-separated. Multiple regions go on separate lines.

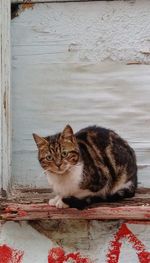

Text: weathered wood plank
xmin=0 ymin=188 xmax=150 ymax=221
xmin=0 ymin=0 xmax=11 ymax=195
xmin=1 ymin=203 xmax=150 ymax=221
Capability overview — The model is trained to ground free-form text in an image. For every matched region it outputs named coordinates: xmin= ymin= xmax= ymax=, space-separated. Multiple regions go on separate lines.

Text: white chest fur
xmin=46 ymin=163 xmax=84 ymax=198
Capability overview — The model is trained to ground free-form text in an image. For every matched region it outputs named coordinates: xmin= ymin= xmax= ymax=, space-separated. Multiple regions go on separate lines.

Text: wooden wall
xmin=11 ymin=1 xmax=150 ymax=188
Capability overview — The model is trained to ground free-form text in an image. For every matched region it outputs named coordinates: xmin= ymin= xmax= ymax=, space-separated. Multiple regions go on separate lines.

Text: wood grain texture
xmin=11 ymin=1 xmax=150 ymax=188
xmin=0 ymin=0 xmax=11 ymax=194
xmin=0 ymin=188 xmax=150 ymax=221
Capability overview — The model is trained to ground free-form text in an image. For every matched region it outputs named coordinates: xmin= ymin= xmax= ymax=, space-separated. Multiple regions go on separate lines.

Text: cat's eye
xmin=46 ymin=155 xmax=53 ymax=161
xmin=61 ymin=151 xmax=68 ymax=158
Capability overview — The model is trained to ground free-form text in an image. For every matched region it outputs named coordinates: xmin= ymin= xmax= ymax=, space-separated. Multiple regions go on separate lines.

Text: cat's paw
xmin=49 ymin=195 xmax=60 ymax=206
xmin=62 ymin=196 xmax=87 ymax=209
xmin=55 ymin=198 xmax=69 ymax=209
xmin=49 ymin=196 xmax=69 ymax=208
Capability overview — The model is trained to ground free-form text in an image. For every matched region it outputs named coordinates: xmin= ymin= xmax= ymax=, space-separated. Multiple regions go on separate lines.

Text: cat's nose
xmin=55 ymin=161 xmax=61 ymax=168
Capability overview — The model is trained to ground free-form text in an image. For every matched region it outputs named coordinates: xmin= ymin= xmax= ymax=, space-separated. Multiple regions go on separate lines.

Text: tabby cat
xmin=33 ymin=125 xmax=137 ymax=209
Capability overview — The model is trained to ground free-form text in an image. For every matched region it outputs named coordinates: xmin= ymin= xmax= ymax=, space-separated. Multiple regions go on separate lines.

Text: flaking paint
xmin=107 ymin=223 xmax=150 ymax=263
xmin=48 ymin=247 xmax=92 ymax=263
xmin=1 ymin=221 xmax=150 ymax=262
xmin=0 ymin=244 xmax=24 ymax=263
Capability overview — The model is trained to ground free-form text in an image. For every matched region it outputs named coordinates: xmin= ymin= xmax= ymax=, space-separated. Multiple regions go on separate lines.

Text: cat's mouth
xmin=46 ymin=166 xmax=70 ymax=175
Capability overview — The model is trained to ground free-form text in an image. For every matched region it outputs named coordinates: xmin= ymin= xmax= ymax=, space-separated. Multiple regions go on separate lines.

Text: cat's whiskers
xmin=43 ymin=169 xmax=51 ymax=175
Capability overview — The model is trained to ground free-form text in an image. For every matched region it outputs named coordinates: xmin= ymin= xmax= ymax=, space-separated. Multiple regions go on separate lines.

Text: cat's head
xmin=33 ymin=125 xmax=80 ymax=175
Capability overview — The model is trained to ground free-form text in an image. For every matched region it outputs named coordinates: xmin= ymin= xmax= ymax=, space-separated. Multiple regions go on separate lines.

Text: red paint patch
xmin=48 ymin=247 xmax=92 ymax=263
xmin=5 ymin=207 xmax=12 ymax=213
xmin=106 ymin=223 xmax=150 ymax=263
xmin=138 ymin=251 xmax=150 ymax=263
xmin=17 ymin=210 xmax=27 ymax=217
xmin=65 ymin=252 xmax=91 ymax=263
xmin=0 ymin=244 xmax=24 ymax=263
xmin=48 ymin=247 xmax=65 ymax=263
xmin=5 ymin=206 xmax=27 ymax=218
xmin=106 ymin=240 xmax=121 ymax=263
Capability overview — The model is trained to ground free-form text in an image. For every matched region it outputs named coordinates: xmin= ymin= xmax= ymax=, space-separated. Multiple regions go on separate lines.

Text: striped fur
xmin=33 ymin=125 xmax=137 ymax=209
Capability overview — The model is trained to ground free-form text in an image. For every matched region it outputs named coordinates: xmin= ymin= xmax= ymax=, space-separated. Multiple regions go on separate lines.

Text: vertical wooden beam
xmin=0 ymin=0 xmax=11 ymax=196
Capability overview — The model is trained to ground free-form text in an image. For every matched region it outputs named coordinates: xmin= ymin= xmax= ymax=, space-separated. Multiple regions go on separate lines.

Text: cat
xmin=33 ymin=125 xmax=137 ymax=209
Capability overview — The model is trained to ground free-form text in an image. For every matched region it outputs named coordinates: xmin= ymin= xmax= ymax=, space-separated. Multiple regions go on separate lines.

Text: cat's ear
xmin=61 ymin=125 xmax=74 ymax=141
xmin=33 ymin=133 xmax=48 ymax=148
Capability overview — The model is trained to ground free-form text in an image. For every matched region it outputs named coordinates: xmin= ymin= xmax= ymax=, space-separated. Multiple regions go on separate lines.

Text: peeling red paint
xmin=65 ymin=252 xmax=92 ymax=263
xmin=106 ymin=240 xmax=121 ymax=263
xmin=106 ymin=223 xmax=150 ymax=263
xmin=5 ymin=206 xmax=27 ymax=218
xmin=48 ymin=247 xmax=65 ymax=263
xmin=138 ymin=251 xmax=150 ymax=263
xmin=0 ymin=244 xmax=24 ymax=263
xmin=5 ymin=207 xmax=12 ymax=213
xmin=48 ymin=247 xmax=92 ymax=263
xmin=17 ymin=210 xmax=27 ymax=217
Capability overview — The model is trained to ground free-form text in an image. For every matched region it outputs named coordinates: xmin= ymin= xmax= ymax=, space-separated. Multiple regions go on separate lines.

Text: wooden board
xmin=0 ymin=188 xmax=150 ymax=221
xmin=0 ymin=0 xmax=11 ymax=194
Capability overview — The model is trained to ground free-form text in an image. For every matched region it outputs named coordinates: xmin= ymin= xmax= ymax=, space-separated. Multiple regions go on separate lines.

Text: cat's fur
xmin=33 ymin=125 xmax=137 ymax=209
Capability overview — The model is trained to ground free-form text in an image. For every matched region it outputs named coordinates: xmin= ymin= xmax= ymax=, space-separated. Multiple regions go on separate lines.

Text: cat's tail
xmin=62 ymin=186 xmax=136 ymax=209
xmin=62 ymin=196 xmax=103 ymax=210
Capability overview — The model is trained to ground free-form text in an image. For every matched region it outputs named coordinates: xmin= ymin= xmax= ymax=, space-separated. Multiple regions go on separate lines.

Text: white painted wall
xmin=11 ymin=1 xmax=150 ymax=188
xmin=12 ymin=1 xmax=150 ymax=64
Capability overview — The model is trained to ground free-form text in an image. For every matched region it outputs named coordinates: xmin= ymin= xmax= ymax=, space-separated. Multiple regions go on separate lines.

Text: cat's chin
xmin=46 ymin=167 xmax=71 ymax=176
xmin=53 ymin=170 xmax=66 ymax=175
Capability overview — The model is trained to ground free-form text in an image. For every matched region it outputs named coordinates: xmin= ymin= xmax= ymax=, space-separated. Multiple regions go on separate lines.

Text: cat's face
xmin=33 ymin=125 xmax=80 ymax=175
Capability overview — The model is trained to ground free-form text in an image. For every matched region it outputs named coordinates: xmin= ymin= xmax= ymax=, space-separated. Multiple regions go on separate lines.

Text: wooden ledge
xmin=0 ymin=188 xmax=150 ymax=221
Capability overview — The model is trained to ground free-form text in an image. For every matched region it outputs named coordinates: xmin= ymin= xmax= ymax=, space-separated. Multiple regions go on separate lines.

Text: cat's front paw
xmin=55 ymin=198 xmax=69 ymax=209
xmin=49 ymin=196 xmax=69 ymax=208
xmin=62 ymin=196 xmax=87 ymax=210
xmin=49 ymin=195 xmax=60 ymax=206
